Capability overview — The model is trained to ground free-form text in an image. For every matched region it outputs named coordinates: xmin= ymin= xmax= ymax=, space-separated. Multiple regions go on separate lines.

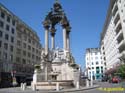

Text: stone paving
xmin=0 ymin=85 xmax=99 ymax=93
xmin=0 ymin=82 xmax=125 ymax=93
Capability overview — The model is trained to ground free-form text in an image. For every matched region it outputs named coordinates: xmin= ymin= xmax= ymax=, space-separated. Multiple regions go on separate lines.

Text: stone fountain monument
xmin=32 ymin=0 xmax=80 ymax=90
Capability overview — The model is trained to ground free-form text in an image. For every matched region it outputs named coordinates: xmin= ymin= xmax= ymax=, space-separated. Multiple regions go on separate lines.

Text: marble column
xmin=43 ymin=20 xmax=50 ymax=81
xmin=51 ymin=34 xmax=55 ymax=49
xmin=66 ymin=31 xmax=70 ymax=51
xmin=45 ymin=29 xmax=49 ymax=55
xmin=63 ymin=28 xmax=67 ymax=50
xmin=50 ymin=28 xmax=56 ymax=50
xmin=43 ymin=20 xmax=50 ymax=55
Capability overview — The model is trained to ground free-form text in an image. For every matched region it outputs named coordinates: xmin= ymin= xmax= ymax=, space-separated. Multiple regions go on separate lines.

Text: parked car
xmin=101 ymin=76 xmax=108 ymax=82
xmin=112 ymin=76 xmax=120 ymax=83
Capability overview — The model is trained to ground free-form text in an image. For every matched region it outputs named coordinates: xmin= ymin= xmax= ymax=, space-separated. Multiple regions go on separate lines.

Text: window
xmin=92 ymin=67 xmax=94 ymax=69
xmin=32 ymin=54 xmax=35 ymax=59
xmin=96 ymin=61 xmax=99 ymax=65
xmin=12 ymin=20 xmax=15 ymax=26
xmin=10 ymin=45 xmax=13 ymax=52
xmin=3 ymin=52 xmax=7 ymax=59
xmin=11 ymin=37 xmax=14 ymax=43
xmin=5 ymin=34 xmax=9 ymax=40
xmin=28 ymin=52 xmax=31 ymax=58
xmin=22 ymin=59 xmax=26 ymax=64
xmin=4 ymin=43 xmax=8 ymax=50
xmin=17 ymin=40 xmax=21 ymax=46
xmin=1 ymin=12 xmax=5 ymax=18
xmin=32 ymin=47 xmax=35 ymax=52
xmin=11 ymin=28 xmax=15 ymax=34
xmin=23 ymin=51 xmax=26 ymax=56
xmin=28 ymin=45 xmax=31 ymax=50
xmin=17 ymin=32 xmax=21 ymax=38
xmin=16 ymin=48 xmax=21 ymax=54
xmin=10 ymin=55 xmax=13 ymax=61
xmin=7 ymin=16 xmax=10 ymax=23
xmin=23 ymin=35 xmax=27 ymax=41
xmin=28 ymin=38 xmax=31 ymax=43
xmin=16 ymin=57 xmax=20 ymax=62
xmin=36 ymin=49 xmax=38 ymax=54
xmin=23 ymin=43 xmax=26 ymax=48
xmin=0 ymin=51 xmax=1 ymax=58
xmin=6 ymin=24 xmax=10 ymax=31
xmin=0 ymin=30 xmax=2 ymax=37
xmin=0 ymin=41 xmax=2 ymax=47
xmin=0 ymin=20 xmax=4 ymax=28
xmin=101 ymin=70 xmax=103 ymax=73
xmin=32 ymin=40 xmax=35 ymax=45
xmin=95 ymin=57 xmax=98 ymax=59
xmin=92 ymin=62 xmax=94 ymax=65
xmin=96 ymin=71 xmax=99 ymax=74
xmin=95 ymin=52 xmax=98 ymax=55
xmin=101 ymin=66 xmax=103 ymax=69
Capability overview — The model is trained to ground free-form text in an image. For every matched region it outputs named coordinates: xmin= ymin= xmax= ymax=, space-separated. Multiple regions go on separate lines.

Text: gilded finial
xmin=55 ymin=0 xmax=59 ymax=3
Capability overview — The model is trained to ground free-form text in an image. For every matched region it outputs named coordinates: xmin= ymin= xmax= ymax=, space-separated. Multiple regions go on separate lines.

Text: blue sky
xmin=0 ymin=0 xmax=109 ymax=69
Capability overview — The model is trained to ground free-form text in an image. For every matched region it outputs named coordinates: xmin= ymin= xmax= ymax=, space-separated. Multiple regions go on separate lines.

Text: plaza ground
xmin=0 ymin=81 xmax=125 ymax=93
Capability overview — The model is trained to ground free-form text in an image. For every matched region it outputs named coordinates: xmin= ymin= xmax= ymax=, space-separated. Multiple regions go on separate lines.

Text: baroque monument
xmin=32 ymin=0 xmax=80 ymax=90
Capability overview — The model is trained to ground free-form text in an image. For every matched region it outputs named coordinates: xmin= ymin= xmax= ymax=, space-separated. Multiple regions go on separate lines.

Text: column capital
xmin=66 ymin=26 xmax=71 ymax=34
xmin=60 ymin=18 xmax=69 ymax=28
xmin=50 ymin=28 xmax=56 ymax=36
xmin=43 ymin=20 xmax=50 ymax=29
xmin=51 ymin=32 xmax=56 ymax=37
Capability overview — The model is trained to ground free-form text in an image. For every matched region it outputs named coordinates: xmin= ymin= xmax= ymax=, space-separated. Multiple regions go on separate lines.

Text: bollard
xmin=22 ymin=83 xmax=25 ymax=90
xmin=24 ymin=83 xmax=27 ymax=89
xmin=32 ymin=84 xmax=36 ymax=91
xmin=56 ymin=82 xmax=59 ymax=91
xmin=90 ymin=80 xmax=93 ymax=86
xmin=20 ymin=83 xmax=23 ymax=89
xmin=76 ymin=81 xmax=80 ymax=89
xmin=86 ymin=79 xmax=89 ymax=87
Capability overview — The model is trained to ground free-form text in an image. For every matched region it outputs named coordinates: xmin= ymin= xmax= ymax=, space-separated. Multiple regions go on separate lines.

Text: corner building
xmin=85 ymin=48 xmax=105 ymax=80
xmin=0 ymin=3 xmax=42 ymax=87
xmin=100 ymin=0 xmax=125 ymax=75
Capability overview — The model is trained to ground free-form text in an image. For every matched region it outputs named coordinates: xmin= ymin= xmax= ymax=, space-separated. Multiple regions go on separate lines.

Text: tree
xmin=116 ymin=64 xmax=125 ymax=79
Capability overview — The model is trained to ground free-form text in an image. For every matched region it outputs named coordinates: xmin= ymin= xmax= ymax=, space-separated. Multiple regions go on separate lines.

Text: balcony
xmin=115 ymin=21 xmax=122 ymax=34
xmin=112 ymin=3 xmax=118 ymax=16
xmin=116 ymin=30 xmax=123 ymax=41
xmin=114 ymin=11 xmax=120 ymax=26
xmin=119 ymin=50 xmax=125 ymax=59
xmin=118 ymin=40 xmax=125 ymax=53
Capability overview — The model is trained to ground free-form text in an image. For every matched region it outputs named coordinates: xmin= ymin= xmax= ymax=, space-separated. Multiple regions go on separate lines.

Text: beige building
xmin=100 ymin=0 xmax=125 ymax=74
xmin=0 ymin=3 xmax=42 ymax=87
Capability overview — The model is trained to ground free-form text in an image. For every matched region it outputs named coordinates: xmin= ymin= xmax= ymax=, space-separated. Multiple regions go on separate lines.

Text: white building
xmin=100 ymin=0 xmax=125 ymax=74
xmin=85 ymin=48 xmax=104 ymax=80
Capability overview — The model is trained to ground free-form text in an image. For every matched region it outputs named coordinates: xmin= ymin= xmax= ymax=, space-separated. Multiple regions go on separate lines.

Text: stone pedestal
xmin=33 ymin=70 xmax=45 ymax=83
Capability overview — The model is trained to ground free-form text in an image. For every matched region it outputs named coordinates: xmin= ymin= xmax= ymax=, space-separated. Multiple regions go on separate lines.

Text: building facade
xmin=0 ymin=3 xmax=42 ymax=87
xmin=85 ymin=48 xmax=104 ymax=80
xmin=100 ymin=0 xmax=125 ymax=74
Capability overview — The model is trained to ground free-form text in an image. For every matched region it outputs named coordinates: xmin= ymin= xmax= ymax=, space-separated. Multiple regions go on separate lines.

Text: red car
xmin=112 ymin=76 xmax=119 ymax=83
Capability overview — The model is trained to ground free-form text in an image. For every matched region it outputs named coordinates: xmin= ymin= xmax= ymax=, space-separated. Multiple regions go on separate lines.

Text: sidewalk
xmin=0 ymin=85 xmax=99 ymax=93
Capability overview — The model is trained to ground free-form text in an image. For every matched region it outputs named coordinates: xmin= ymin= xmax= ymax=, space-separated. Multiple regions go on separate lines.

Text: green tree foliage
xmin=116 ymin=64 xmax=125 ymax=79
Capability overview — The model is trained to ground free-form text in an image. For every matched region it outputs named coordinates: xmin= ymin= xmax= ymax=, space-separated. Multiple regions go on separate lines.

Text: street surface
xmin=0 ymin=82 xmax=125 ymax=93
